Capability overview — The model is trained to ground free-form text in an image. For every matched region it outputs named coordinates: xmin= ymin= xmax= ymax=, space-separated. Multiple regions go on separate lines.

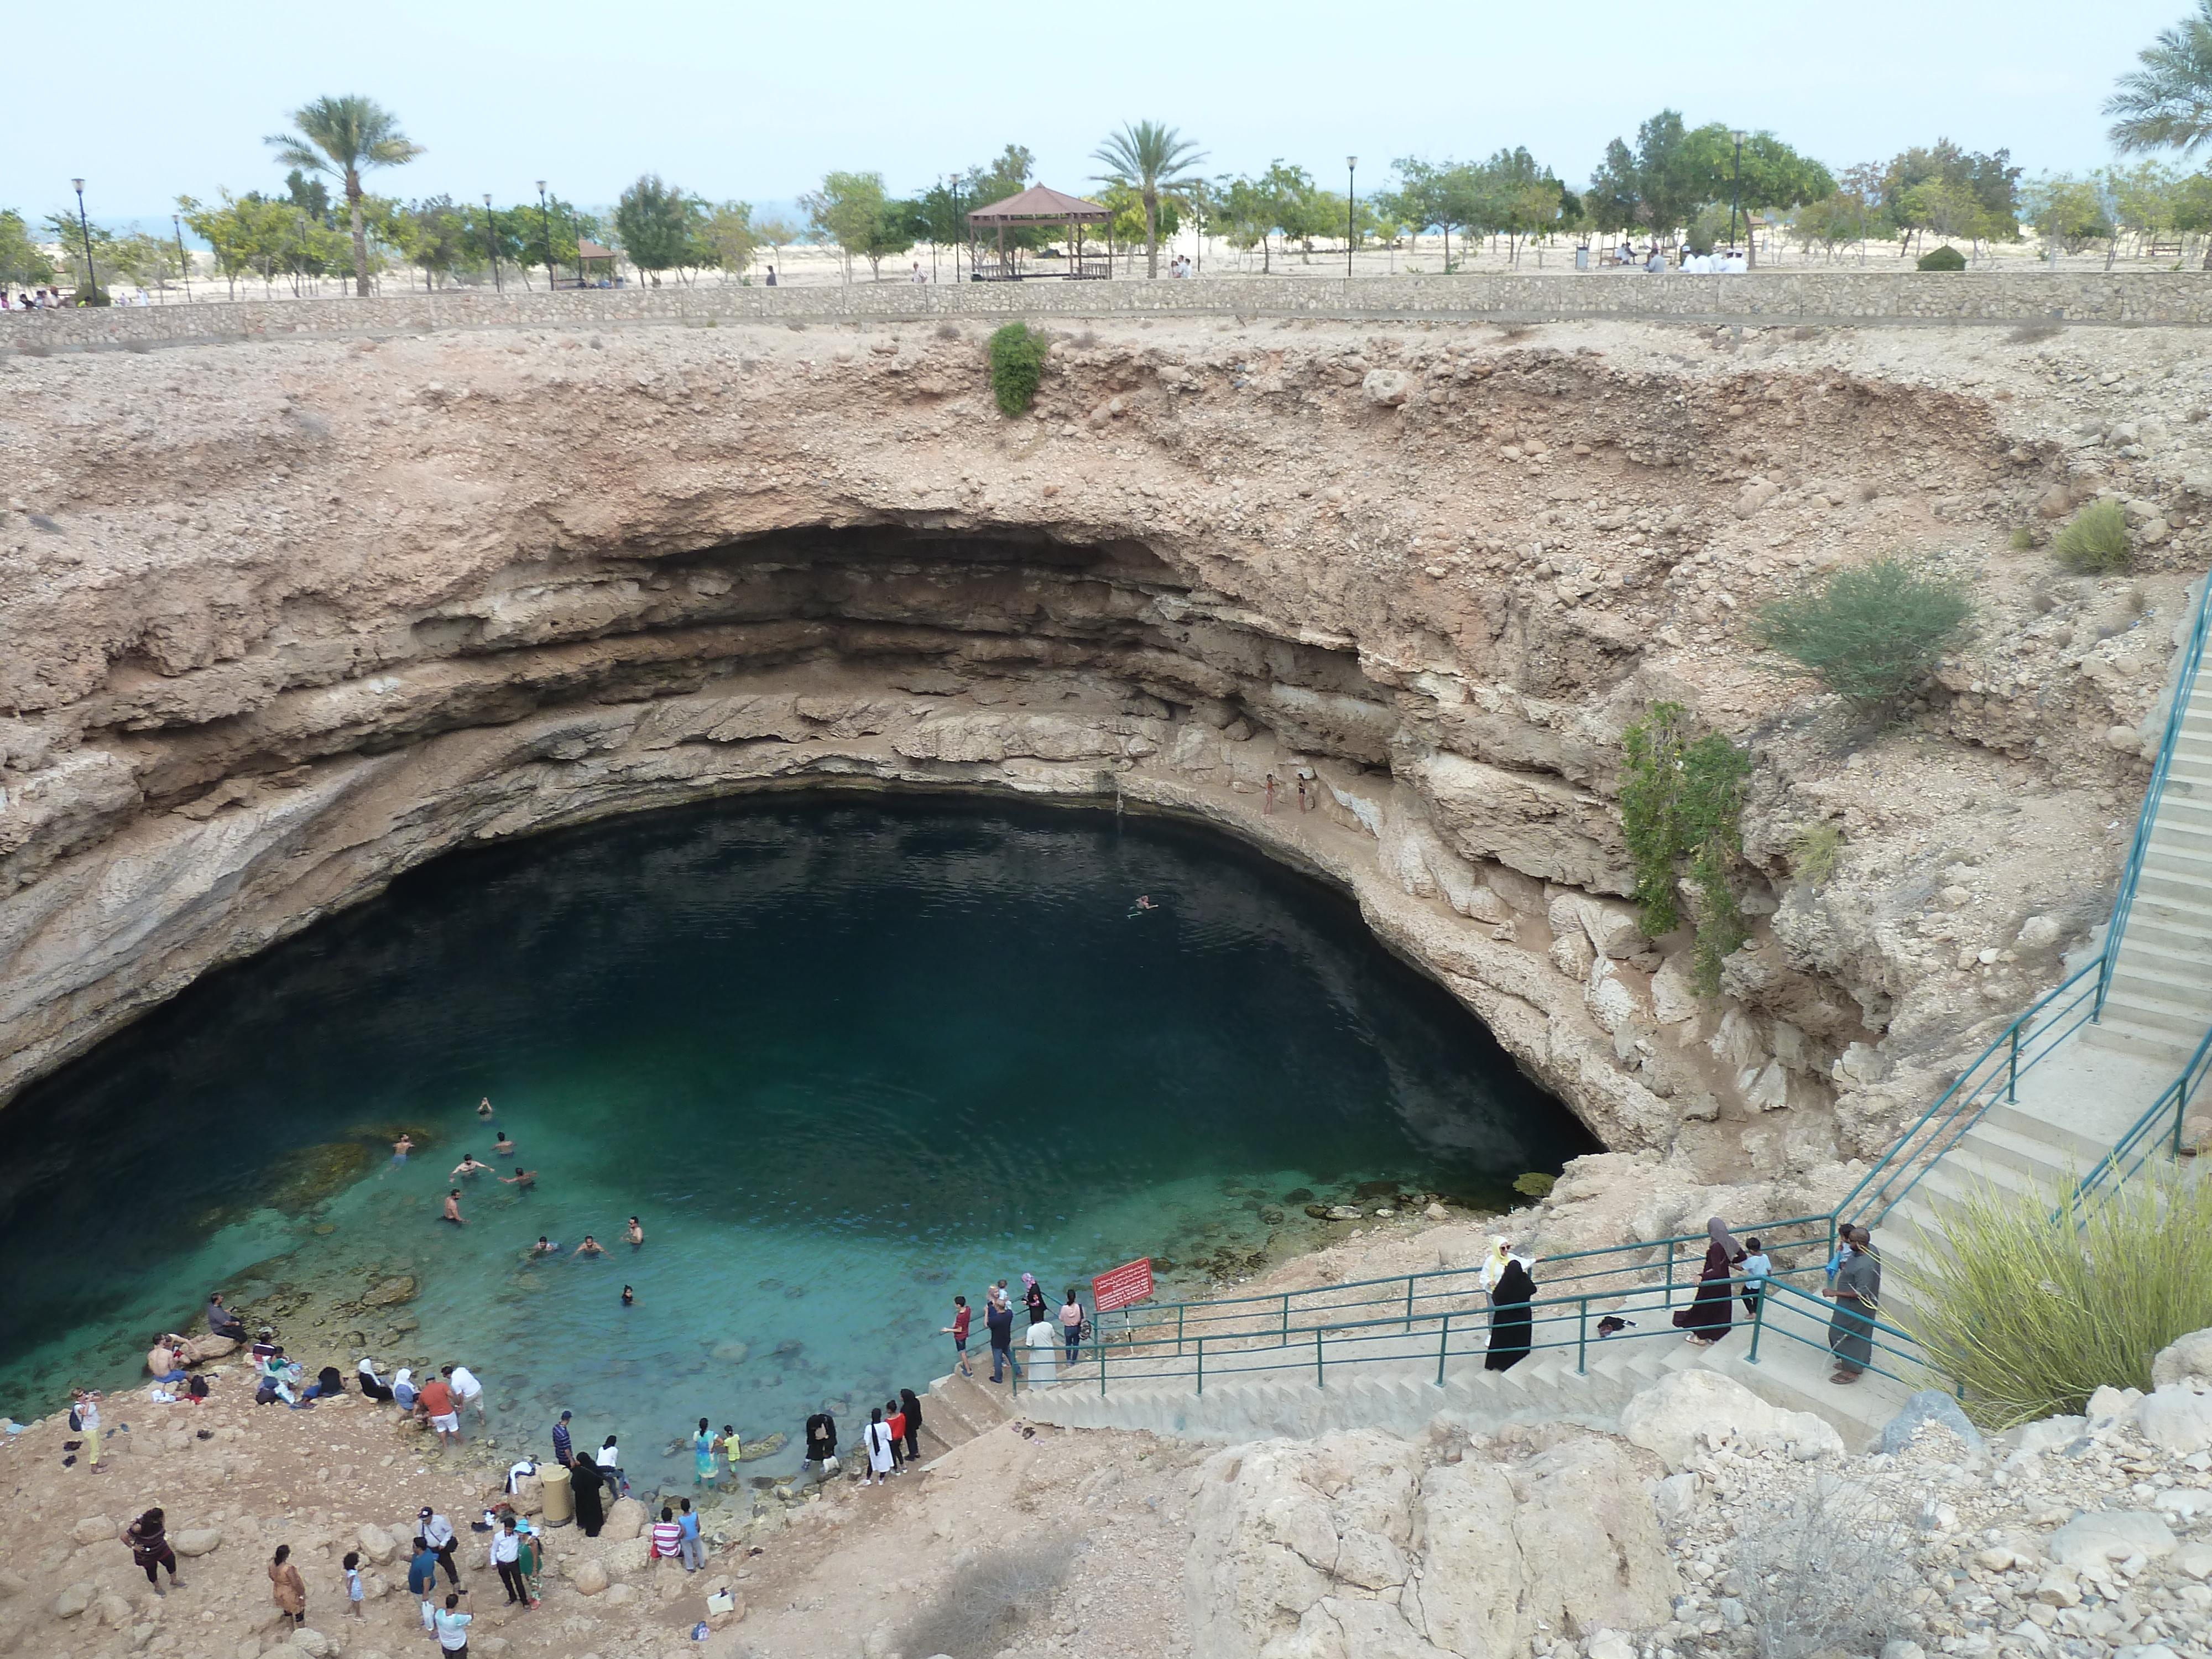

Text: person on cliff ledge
xmin=206 ymin=1293 xmax=247 ymax=1341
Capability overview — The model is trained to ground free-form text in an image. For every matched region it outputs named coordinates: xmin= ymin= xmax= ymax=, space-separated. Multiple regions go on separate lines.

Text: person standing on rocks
xmin=571 ymin=1454 xmax=608 ymax=1537
xmin=442 ymin=1364 xmax=487 ymax=1423
xmin=418 ymin=1370 xmax=461 ymax=1447
xmin=863 ymin=1407 xmax=895 ymax=1485
xmin=804 ymin=1408 xmax=838 ymax=1479
xmin=72 ymin=1388 xmax=103 ymax=1472
xmin=121 ymin=1509 xmax=184 ymax=1596
xmin=491 ymin=1515 xmax=529 ymax=1605
xmin=551 ymin=1408 xmax=575 ymax=1467
xmin=1022 ymin=1273 xmax=1049 ymax=1332
xmin=692 ymin=1417 xmax=717 ymax=1486
xmin=1060 ymin=1287 xmax=1086 ymax=1365
xmin=1825 ymin=1225 xmax=1882 ymax=1385
xmin=676 ymin=1498 xmax=704 ymax=1572
xmin=269 ymin=1543 xmax=307 ymax=1629
xmin=342 ymin=1550 xmax=365 ymax=1620
xmin=418 ymin=1506 xmax=462 ymax=1587
xmin=408 ymin=1533 xmax=440 ymax=1625
xmin=898 ymin=1388 xmax=924 ymax=1460
xmin=943 ymin=1295 xmax=974 ymax=1377
xmin=432 ymin=1590 xmax=473 ymax=1656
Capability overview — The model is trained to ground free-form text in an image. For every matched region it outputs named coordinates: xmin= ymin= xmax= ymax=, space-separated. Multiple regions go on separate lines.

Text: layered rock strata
xmin=1 ymin=310 xmax=2201 ymax=1178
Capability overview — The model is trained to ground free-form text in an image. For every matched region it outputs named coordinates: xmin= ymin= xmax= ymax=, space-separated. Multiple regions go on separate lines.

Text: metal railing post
xmin=1281 ymin=1293 xmax=1289 ymax=1347
xmin=1314 ymin=1328 xmax=1324 ymax=1390
xmin=1665 ymin=1245 xmax=1675 ymax=1303
xmin=1576 ymin=1297 xmax=1588 ymax=1376
xmin=1405 ymin=1277 xmax=1415 ymax=1334
xmin=1100 ymin=1341 xmax=1108 ymax=1399
xmin=1747 ymin=1282 xmax=1767 ymax=1364
xmin=1197 ymin=1337 xmax=1204 ymax=1397
xmin=1176 ymin=1303 xmax=1185 ymax=1359
xmin=2007 ymin=1025 xmax=2020 ymax=1104
xmin=1436 ymin=1312 xmax=1450 ymax=1386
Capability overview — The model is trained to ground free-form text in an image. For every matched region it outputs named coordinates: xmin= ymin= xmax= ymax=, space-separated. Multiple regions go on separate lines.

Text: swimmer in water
xmin=442 ymin=1190 xmax=466 ymax=1225
xmin=391 ymin=1134 xmax=414 ymax=1164
xmin=626 ymin=1217 xmax=643 ymax=1247
xmin=526 ymin=1237 xmax=559 ymax=1259
xmin=452 ymin=1154 xmax=493 ymax=1179
xmin=573 ymin=1235 xmax=606 ymax=1257
xmin=477 ymin=1097 xmax=494 ymax=1119
xmin=621 ymin=1285 xmax=635 ymax=1306
xmin=500 ymin=1168 xmax=536 ymax=1191
xmin=1128 ymin=894 xmax=1159 ymax=917
xmin=493 ymin=1131 xmax=515 ymax=1157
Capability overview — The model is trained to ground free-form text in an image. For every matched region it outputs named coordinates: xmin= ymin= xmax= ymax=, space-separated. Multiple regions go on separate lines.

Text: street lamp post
xmin=950 ymin=176 xmax=962 ymax=283
xmin=1728 ymin=130 xmax=1747 ymax=260
xmin=1345 ymin=156 xmax=1358 ymax=279
xmin=172 ymin=212 xmax=191 ymax=303
xmin=482 ymin=193 xmax=502 ymax=294
xmin=70 ymin=179 xmax=100 ymax=306
xmin=537 ymin=181 xmax=556 ymax=292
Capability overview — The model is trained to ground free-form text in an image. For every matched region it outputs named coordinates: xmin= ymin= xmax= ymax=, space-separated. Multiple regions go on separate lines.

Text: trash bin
xmin=1574 ymin=244 xmax=1590 ymax=271
xmin=539 ymin=1461 xmax=574 ymax=1526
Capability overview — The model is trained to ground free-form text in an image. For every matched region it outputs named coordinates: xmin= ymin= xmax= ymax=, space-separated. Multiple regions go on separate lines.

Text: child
xmin=1740 ymin=1237 xmax=1773 ymax=1320
xmin=883 ymin=1399 xmax=907 ymax=1472
xmin=342 ymin=1551 xmax=365 ymax=1619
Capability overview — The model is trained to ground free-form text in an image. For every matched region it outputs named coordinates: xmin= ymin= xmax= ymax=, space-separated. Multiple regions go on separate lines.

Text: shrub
xmin=1895 ymin=1166 xmax=2212 ymax=1427
xmin=2007 ymin=525 xmax=2036 ymax=551
xmin=2052 ymin=498 xmax=2132 ymax=574
xmin=988 ymin=321 xmax=1048 ymax=416
xmin=1788 ymin=821 xmax=1844 ymax=889
xmin=1734 ymin=1484 xmax=1916 ymax=1659
xmin=1916 ymin=244 xmax=1967 ymax=272
xmin=1620 ymin=702 xmax=1750 ymax=997
xmin=1750 ymin=556 xmax=1971 ymax=710
xmin=1512 ymin=1172 xmax=1556 ymax=1199
xmin=896 ymin=1538 xmax=1075 ymax=1657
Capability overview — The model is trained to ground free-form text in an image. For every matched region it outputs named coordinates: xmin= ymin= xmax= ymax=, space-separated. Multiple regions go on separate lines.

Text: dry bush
xmin=1734 ymin=1481 xmax=1916 ymax=1659
xmin=895 ymin=1537 xmax=1077 ymax=1657
xmin=2008 ymin=321 xmax=2063 ymax=343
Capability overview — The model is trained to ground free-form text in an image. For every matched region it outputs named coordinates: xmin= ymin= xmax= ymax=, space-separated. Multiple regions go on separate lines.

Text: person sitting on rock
xmin=206 ymin=1295 xmax=248 ymax=1341
xmin=147 ymin=1334 xmax=190 ymax=1384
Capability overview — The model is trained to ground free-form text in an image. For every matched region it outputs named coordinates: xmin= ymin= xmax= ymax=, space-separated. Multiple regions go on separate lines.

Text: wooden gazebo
xmin=965 ymin=185 xmax=1112 ymax=281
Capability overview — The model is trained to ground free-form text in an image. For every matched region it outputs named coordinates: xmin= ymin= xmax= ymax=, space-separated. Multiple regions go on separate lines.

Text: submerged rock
xmin=362 ymin=1276 xmax=418 ymax=1308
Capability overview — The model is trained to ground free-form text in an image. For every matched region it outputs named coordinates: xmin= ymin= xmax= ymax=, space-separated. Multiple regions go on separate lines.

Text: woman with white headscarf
xmin=392 ymin=1368 xmax=417 ymax=1411
xmin=1672 ymin=1217 xmax=1743 ymax=1345
xmin=1478 ymin=1238 xmax=1512 ymax=1296
xmin=356 ymin=1358 xmax=395 ymax=1404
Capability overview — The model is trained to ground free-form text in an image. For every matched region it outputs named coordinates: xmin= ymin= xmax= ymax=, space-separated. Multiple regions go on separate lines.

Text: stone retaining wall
xmin=7 ymin=270 xmax=2212 ymax=352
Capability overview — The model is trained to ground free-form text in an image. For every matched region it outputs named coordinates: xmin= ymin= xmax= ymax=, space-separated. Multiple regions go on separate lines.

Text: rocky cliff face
xmin=0 ymin=311 xmax=2200 ymax=1178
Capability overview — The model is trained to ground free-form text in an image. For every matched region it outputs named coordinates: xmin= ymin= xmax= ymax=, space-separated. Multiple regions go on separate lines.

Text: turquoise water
xmin=0 ymin=795 xmax=1594 ymax=1483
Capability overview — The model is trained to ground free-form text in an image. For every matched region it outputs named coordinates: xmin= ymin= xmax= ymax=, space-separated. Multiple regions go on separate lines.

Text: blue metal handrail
xmin=2064 ymin=1019 xmax=2212 ymax=1216
xmin=1830 ymin=961 xmax=2099 ymax=1240
xmin=2098 ymin=573 xmax=2212 ymax=1016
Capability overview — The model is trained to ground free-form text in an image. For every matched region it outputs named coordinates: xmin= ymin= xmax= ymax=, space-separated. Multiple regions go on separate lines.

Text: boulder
xmin=1361 ymin=369 xmax=1411 ymax=408
xmin=2151 ymin=1327 xmax=2212 ymax=1389
xmin=172 ymin=1528 xmax=223 ymax=1557
xmin=1619 ymin=1371 xmax=1843 ymax=1472
xmin=603 ymin=1582 xmax=640 ymax=1606
xmin=570 ymin=1558 xmax=609 ymax=1596
xmin=181 ymin=1334 xmax=238 ymax=1363
xmin=601 ymin=1496 xmax=648 ymax=1540
xmin=1879 ymin=1390 xmax=1984 ymax=1455
xmin=95 ymin=1591 xmax=135 ymax=1628
xmin=71 ymin=1516 xmax=117 ymax=1545
xmin=0 ymin=1567 xmax=25 ymax=1599
xmin=2138 ymin=1384 xmax=2212 ymax=1455
xmin=2046 ymin=1510 xmax=2176 ymax=1572
xmin=1733 ymin=479 xmax=1781 ymax=518
xmin=356 ymin=1522 xmax=398 ymax=1564
xmin=54 ymin=1581 xmax=95 ymax=1619
xmin=290 ymin=1630 xmax=332 ymax=1658
xmin=1649 ymin=956 xmax=1699 ymax=1025
xmin=362 ymin=1276 xmax=418 ymax=1307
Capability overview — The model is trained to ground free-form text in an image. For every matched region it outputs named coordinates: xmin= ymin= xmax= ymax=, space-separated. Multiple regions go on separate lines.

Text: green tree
xmin=391 ymin=196 xmax=469 ymax=290
xmin=1588 ymin=113 xmax=1833 ymax=247
xmin=754 ymin=215 xmax=799 ymax=278
xmin=1472 ymin=147 xmax=1566 ymax=261
xmin=0 ymin=209 xmax=55 ymax=285
xmin=614 ymin=174 xmax=698 ymax=283
xmin=1792 ymin=192 xmax=1877 ymax=261
xmin=1879 ymin=141 xmax=2022 ymax=253
xmin=1384 ymin=158 xmax=1486 ymax=268
xmin=2021 ymin=174 xmax=2114 ymax=254
xmin=1750 ymin=557 xmax=1971 ymax=710
xmin=695 ymin=200 xmax=758 ymax=279
xmin=40 ymin=211 xmax=114 ymax=299
xmin=1619 ymin=703 xmax=1751 ymax=997
xmin=800 ymin=170 xmax=893 ymax=281
xmin=264 ymin=95 xmax=423 ymax=296
xmin=2109 ymin=0 xmax=2212 ymax=154
xmin=1091 ymin=119 xmax=1207 ymax=278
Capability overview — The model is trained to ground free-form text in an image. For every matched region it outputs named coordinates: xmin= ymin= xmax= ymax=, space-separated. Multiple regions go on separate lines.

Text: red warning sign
xmin=1091 ymin=1257 xmax=1155 ymax=1313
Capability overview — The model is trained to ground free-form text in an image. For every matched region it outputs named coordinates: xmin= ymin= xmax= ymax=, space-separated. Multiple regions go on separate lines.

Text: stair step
xmin=1978 ymin=1100 xmax=2119 ymax=1164
xmin=1956 ymin=1118 xmax=2087 ymax=1182
xmin=2080 ymin=1020 xmax=2203 ymax=1067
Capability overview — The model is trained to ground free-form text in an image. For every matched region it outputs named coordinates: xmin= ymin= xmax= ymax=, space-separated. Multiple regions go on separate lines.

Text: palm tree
xmin=1091 ymin=121 xmax=1208 ymax=279
xmin=2108 ymin=0 xmax=2212 ymax=153
xmin=266 ymin=96 xmax=424 ymax=297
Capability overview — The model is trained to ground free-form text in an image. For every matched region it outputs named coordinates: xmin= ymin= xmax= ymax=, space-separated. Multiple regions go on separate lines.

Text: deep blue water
xmin=0 ymin=795 xmax=1593 ymax=1478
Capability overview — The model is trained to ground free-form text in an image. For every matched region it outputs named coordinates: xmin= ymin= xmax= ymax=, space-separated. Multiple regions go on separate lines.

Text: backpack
xmin=67 ymin=1407 xmax=81 ymax=1433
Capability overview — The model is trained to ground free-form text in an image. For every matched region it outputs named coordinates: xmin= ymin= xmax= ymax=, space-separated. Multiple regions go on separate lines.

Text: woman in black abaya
xmin=571 ymin=1457 xmax=607 ymax=1537
xmin=1484 ymin=1255 xmax=1535 ymax=1371
xmin=1673 ymin=1217 xmax=1744 ymax=1345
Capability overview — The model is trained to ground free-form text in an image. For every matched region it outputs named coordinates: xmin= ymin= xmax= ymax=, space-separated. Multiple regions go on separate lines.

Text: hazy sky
xmin=12 ymin=0 xmax=2182 ymax=223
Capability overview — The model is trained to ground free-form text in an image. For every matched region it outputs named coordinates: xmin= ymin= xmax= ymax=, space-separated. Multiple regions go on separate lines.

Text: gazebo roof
xmin=576 ymin=239 xmax=616 ymax=262
xmin=966 ymin=184 xmax=1110 ymax=225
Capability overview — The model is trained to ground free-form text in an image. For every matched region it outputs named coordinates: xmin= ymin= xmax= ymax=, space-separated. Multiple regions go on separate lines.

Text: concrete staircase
xmin=2085 ymin=676 xmax=2212 ymax=1070
xmin=1014 ymin=1285 xmax=1913 ymax=1452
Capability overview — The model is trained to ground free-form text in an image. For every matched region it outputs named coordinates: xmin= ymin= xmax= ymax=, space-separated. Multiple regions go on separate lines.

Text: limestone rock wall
xmin=0 ymin=307 xmax=2201 ymax=1182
